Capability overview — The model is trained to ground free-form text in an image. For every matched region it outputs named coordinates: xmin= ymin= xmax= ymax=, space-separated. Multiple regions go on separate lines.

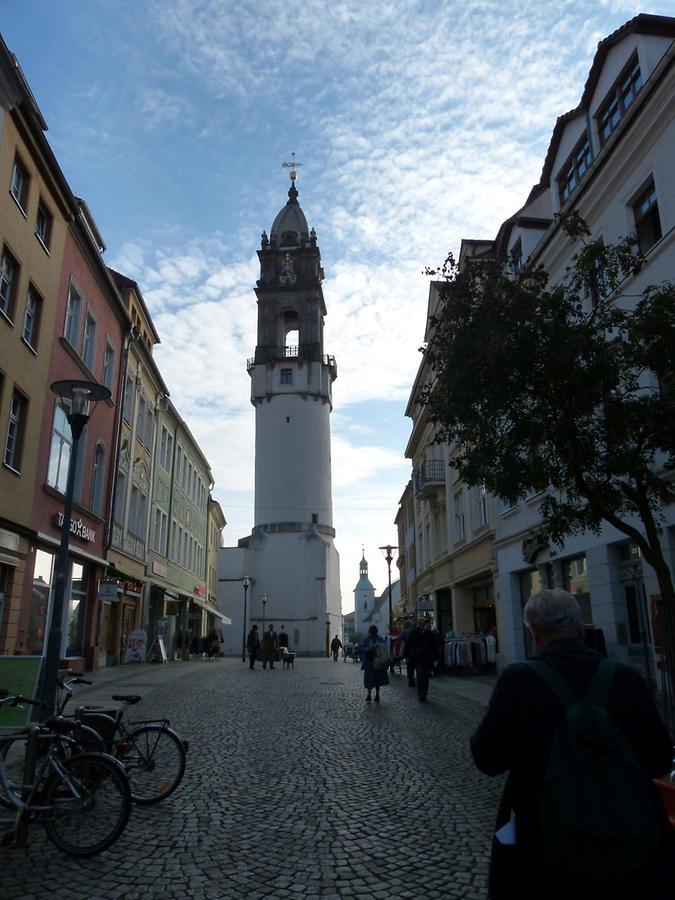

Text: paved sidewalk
xmin=4 ymin=656 xmax=501 ymax=899
xmin=70 ymin=657 xmax=496 ymax=709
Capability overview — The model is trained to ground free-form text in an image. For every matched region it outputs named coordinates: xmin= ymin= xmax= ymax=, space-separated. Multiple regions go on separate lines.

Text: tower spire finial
xmin=282 ymin=152 xmax=303 ymax=182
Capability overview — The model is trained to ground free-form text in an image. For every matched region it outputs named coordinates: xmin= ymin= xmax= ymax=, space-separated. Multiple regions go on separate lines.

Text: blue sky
xmin=2 ymin=0 xmax=669 ymax=610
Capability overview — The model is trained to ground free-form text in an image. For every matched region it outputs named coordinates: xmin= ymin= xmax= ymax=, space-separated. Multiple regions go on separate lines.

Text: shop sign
xmin=152 ymin=560 xmax=167 ymax=578
xmin=98 ymin=582 xmax=120 ymax=601
xmin=54 ymin=512 xmax=96 ymax=543
xmin=123 ymin=581 xmax=143 ymax=597
xmin=417 ymin=595 xmax=433 ymax=612
xmin=194 ymin=584 xmax=205 ymax=597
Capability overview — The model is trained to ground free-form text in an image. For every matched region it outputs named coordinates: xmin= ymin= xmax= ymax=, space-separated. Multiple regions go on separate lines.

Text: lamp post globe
xmin=42 ymin=380 xmax=110 ymax=713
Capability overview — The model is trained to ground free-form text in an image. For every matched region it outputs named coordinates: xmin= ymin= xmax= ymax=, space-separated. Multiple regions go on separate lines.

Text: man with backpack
xmin=471 ymin=588 xmax=674 ymax=900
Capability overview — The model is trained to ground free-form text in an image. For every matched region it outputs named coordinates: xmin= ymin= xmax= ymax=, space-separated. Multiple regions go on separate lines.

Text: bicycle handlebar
xmin=0 ymin=694 xmax=44 ymax=708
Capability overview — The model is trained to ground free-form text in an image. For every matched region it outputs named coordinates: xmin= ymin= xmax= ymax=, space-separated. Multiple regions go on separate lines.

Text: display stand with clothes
xmin=444 ymin=634 xmax=497 ymax=672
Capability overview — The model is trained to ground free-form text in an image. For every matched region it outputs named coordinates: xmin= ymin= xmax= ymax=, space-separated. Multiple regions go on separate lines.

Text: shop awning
xmin=190 ymin=595 xmax=232 ymax=624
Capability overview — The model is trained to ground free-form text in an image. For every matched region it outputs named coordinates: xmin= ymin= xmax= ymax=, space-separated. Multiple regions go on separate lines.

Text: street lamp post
xmin=241 ymin=576 xmax=250 ymax=663
xmin=380 ymin=544 xmax=394 ymax=653
xmin=42 ymin=380 xmax=110 ymax=714
xmin=262 ymin=594 xmax=268 ymax=631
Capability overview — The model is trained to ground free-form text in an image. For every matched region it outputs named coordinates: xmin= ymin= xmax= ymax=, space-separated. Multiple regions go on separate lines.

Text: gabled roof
xmin=539 ymin=14 xmax=675 ymax=187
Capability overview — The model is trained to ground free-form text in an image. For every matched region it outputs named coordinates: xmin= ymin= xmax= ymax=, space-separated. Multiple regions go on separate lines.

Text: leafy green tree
xmin=422 ymin=214 xmax=675 ymax=669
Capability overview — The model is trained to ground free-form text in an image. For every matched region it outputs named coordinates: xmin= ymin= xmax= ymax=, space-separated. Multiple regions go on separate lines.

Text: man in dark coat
xmin=403 ymin=619 xmax=438 ymax=702
xmin=246 ymin=624 xmax=260 ymax=670
xmin=471 ymin=588 xmax=674 ymax=900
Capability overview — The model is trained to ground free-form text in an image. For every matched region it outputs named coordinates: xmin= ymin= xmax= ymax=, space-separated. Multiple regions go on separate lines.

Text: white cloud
xmin=46 ymin=0 xmax=673 ymax=610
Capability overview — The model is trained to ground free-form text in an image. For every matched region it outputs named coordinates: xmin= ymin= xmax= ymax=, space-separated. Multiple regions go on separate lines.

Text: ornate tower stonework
xmin=217 ymin=169 xmax=342 ymax=655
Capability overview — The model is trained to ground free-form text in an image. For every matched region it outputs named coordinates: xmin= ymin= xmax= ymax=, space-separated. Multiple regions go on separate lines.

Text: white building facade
xmin=492 ymin=15 xmax=675 ymax=684
xmin=217 ymin=172 xmax=342 ymax=656
xmin=399 ymin=15 xmax=675 ymax=688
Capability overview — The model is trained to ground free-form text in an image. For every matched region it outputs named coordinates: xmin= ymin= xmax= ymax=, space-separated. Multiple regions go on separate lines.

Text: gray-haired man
xmin=470 ymin=588 xmax=674 ymax=900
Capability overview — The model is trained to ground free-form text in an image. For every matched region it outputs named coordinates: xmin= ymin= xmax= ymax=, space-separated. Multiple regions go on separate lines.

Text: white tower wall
xmin=253 ymin=369 xmax=333 ymax=528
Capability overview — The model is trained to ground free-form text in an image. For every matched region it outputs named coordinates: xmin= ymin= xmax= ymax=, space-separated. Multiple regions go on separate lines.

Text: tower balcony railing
xmin=414 ymin=459 xmax=446 ymax=499
xmin=247 ymin=348 xmax=338 ymax=374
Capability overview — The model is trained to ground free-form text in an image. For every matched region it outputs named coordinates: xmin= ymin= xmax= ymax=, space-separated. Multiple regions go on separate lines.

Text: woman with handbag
xmin=360 ymin=625 xmax=390 ymax=702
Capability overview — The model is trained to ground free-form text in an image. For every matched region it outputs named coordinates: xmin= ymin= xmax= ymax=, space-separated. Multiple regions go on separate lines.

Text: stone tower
xmin=354 ymin=551 xmax=375 ymax=639
xmin=217 ymin=168 xmax=342 ymax=655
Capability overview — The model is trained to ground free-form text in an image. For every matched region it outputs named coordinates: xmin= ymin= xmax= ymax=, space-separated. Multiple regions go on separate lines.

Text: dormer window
xmin=597 ymin=53 xmax=642 ymax=146
xmin=510 ymin=238 xmax=523 ymax=274
xmin=281 ymin=231 xmax=299 ymax=247
xmin=557 ymin=132 xmax=592 ymax=205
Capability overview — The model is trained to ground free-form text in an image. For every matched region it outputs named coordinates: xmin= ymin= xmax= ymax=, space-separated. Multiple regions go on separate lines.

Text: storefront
xmin=96 ymin=577 xmax=143 ymax=666
xmin=19 ymin=533 xmax=107 ymax=673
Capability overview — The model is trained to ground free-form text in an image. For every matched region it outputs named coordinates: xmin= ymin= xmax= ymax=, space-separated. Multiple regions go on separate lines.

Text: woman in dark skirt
xmin=360 ymin=625 xmax=390 ymax=702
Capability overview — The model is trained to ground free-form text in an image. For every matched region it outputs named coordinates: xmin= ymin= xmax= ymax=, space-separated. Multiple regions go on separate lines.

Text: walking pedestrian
xmin=360 ymin=625 xmax=389 ymax=702
xmin=399 ymin=620 xmax=415 ymax=687
xmin=470 ymin=588 xmax=675 ymax=900
xmin=330 ymin=634 xmax=342 ymax=662
xmin=278 ymin=625 xmax=289 ymax=649
xmin=246 ymin=624 xmax=260 ymax=670
xmin=403 ymin=619 xmax=437 ymax=702
xmin=261 ymin=623 xmax=278 ymax=669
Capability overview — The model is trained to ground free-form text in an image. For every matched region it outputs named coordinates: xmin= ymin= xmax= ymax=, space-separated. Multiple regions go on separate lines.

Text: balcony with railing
xmin=247 ymin=347 xmax=337 ymax=375
xmin=111 ymin=521 xmax=146 ymax=561
xmin=414 ymin=459 xmax=446 ymax=499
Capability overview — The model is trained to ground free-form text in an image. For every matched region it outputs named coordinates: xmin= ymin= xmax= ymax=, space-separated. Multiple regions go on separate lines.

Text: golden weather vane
xmin=282 ymin=152 xmax=303 ymax=182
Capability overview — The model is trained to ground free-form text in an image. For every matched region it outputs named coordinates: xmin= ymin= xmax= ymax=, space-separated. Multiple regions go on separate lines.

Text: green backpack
xmin=526 ymin=658 xmax=659 ymax=878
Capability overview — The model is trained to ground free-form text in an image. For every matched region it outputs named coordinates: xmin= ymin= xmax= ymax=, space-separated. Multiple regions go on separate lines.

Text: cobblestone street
xmin=2 ymin=659 xmax=501 ymax=900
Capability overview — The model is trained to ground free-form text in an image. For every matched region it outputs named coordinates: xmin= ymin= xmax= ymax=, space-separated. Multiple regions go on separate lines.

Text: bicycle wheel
xmin=121 ymin=724 xmax=186 ymax=804
xmin=0 ymin=735 xmax=25 ymax=810
xmin=43 ymin=752 xmax=131 ymax=856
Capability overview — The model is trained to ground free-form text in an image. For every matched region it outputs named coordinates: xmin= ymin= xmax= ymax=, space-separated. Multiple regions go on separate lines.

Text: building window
xmin=145 ymin=406 xmax=154 ymax=448
xmin=557 ymin=132 xmax=592 ymax=204
xmin=102 ymin=341 xmax=115 ymax=390
xmin=453 ymin=491 xmax=465 ymax=542
xmin=510 ymin=238 xmax=523 ymax=274
xmin=0 ymin=247 xmax=19 ymax=321
xmin=137 ymin=396 xmax=147 ymax=445
xmin=64 ymin=283 xmax=83 ymax=346
xmin=159 ymin=426 xmax=173 ymax=472
xmin=66 ymin=562 xmax=87 ymax=657
xmin=597 ymin=53 xmax=642 ymax=145
xmin=90 ymin=442 xmax=106 ymax=515
xmin=171 ymin=520 xmax=178 ymax=560
xmin=280 ymin=369 xmax=293 ymax=384
xmin=47 ymin=403 xmax=72 ymax=492
xmin=632 ymin=180 xmax=662 ymax=255
xmin=4 ymin=390 xmax=26 ymax=471
xmin=476 ymin=484 xmax=488 ymax=529
xmin=35 ymin=199 xmax=53 ymax=249
xmin=175 ymin=446 xmax=182 ymax=486
xmin=10 ymin=155 xmax=29 ymax=210
xmin=122 ymin=375 xmax=135 ymax=423
xmin=562 ymin=555 xmax=593 ymax=624
xmin=0 ymin=564 xmax=11 ymax=647
xmin=22 ymin=284 xmax=42 ymax=349
xmin=28 ymin=549 xmax=53 ymax=654
xmin=153 ymin=508 xmax=168 ymax=554
xmin=113 ymin=471 xmax=126 ymax=524
xmin=81 ymin=310 xmax=98 ymax=370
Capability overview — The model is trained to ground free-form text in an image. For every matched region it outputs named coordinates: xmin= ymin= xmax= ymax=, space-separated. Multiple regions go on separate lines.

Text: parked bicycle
xmin=56 ymin=679 xmax=188 ymax=805
xmin=0 ymin=691 xmax=131 ymax=856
